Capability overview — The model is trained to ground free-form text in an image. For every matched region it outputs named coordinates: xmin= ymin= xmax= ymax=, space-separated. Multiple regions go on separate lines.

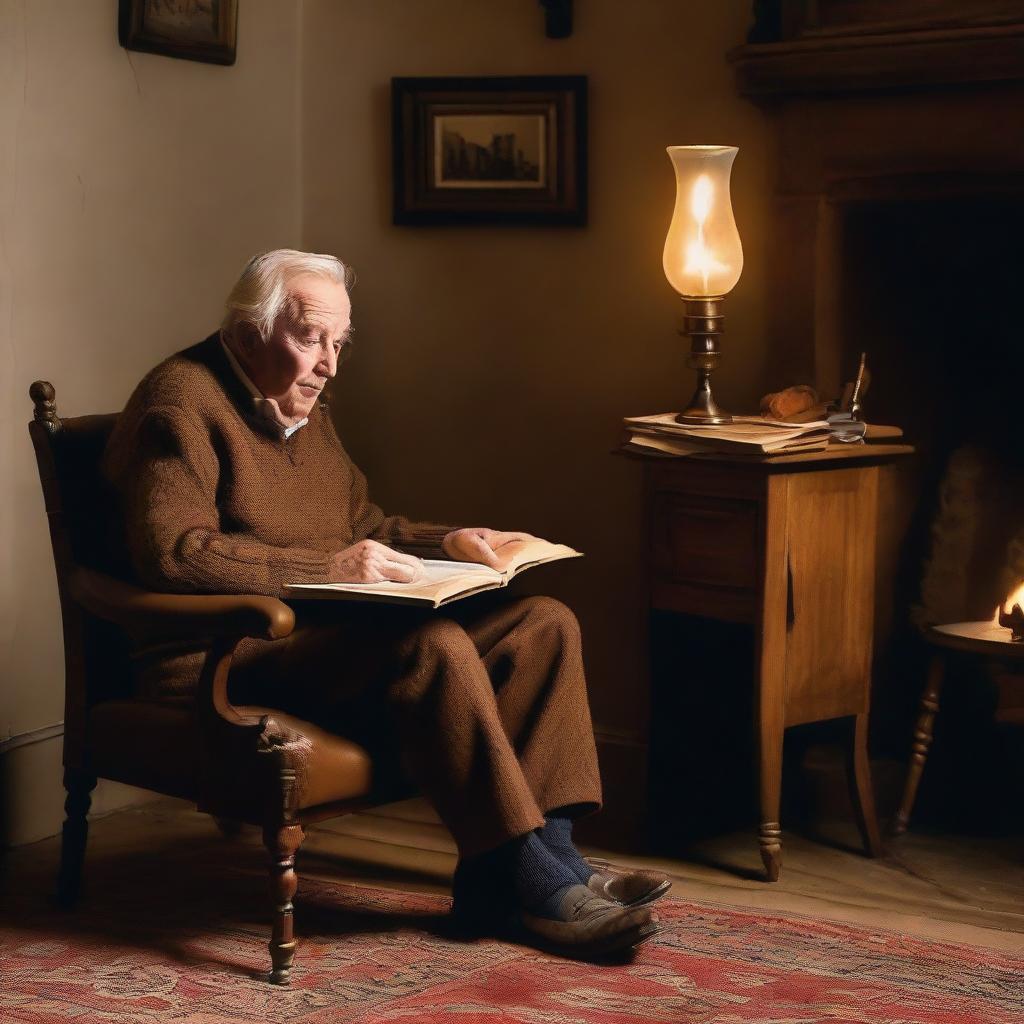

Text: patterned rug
xmin=2 ymin=850 xmax=1022 ymax=1023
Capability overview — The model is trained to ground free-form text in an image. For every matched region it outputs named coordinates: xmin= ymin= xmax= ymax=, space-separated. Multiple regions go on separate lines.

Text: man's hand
xmin=442 ymin=528 xmax=533 ymax=569
xmin=328 ymin=540 xmax=425 ymax=584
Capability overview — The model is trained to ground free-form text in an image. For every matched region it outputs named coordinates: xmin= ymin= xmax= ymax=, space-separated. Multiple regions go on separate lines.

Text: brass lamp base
xmin=675 ymin=296 xmax=731 ymax=425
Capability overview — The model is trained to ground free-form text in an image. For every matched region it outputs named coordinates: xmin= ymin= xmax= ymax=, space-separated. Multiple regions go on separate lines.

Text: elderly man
xmin=102 ymin=249 xmax=667 ymax=958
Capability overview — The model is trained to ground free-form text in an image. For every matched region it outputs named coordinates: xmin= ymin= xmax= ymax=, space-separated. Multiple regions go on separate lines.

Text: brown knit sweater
xmin=102 ymin=333 xmax=454 ymax=694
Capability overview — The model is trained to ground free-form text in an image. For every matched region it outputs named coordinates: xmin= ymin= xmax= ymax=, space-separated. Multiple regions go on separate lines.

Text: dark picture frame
xmin=119 ymin=0 xmax=238 ymax=67
xmin=392 ymin=76 xmax=587 ymax=226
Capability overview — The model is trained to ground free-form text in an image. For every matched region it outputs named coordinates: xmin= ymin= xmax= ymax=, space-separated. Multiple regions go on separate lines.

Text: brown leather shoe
xmin=585 ymin=857 xmax=672 ymax=907
xmin=516 ymin=885 xmax=659 ymax=958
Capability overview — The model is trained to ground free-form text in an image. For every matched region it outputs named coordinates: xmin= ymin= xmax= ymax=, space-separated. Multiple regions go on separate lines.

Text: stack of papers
xmin=623 ymin=413 xmax=831 ymax=457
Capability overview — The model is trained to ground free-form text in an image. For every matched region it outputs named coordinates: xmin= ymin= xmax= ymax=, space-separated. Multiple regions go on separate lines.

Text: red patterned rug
xmin=2 ymin=851 xmax=1022 ymax=1023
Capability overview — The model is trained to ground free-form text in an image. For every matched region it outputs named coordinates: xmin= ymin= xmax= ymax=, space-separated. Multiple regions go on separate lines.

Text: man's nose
xmin=318 ymin=341 xmax=338 ymax=378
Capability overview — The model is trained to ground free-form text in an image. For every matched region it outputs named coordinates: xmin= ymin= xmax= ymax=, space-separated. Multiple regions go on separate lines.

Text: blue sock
xmin=508 ymin=831 xmax=582 ymax=919
xmin=539 ymin=814 xmax=594 ymax=884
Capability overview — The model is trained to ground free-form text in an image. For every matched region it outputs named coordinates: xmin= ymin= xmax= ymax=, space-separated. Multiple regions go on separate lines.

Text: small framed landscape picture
xmin=392 ymin=76 xmax=587 ymax=226
xmin=119 ymin=0 xmax=238 ymax=66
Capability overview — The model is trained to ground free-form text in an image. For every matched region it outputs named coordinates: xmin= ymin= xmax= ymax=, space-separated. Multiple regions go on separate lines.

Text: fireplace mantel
xmin=732 ymin=21 xmax=1024 ymax=97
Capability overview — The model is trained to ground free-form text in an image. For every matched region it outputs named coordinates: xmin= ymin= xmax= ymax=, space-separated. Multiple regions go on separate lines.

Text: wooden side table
xmin=635 ymin=443 xmax=913 ymax=881
xmin=893 ymin=619 xmax=1024 ymax=835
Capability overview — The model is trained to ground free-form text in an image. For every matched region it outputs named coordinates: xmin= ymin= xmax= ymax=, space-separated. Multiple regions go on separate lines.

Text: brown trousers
xmin=230 ymin=594 xmax=603 ymax=858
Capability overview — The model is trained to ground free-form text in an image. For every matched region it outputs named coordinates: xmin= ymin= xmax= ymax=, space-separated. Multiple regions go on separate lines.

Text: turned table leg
xmin=756 ymin=475 xmax=789 ymax=883
xmin=758 ymin=719 xmax=784 ymax=882
xmin=264 ymin=822 xmax=305 ymax=985
xmin=893 ymin=653 xmax=945 ymax=835
xmin=847 ymin=712 xmax=883 ymax=857
xmin=757 ymin=659 xmax=785 ymax=882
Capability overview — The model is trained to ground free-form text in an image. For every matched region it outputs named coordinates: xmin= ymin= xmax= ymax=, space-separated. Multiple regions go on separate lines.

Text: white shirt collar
xmin=219 ymin=335 xmax=308 ymax=439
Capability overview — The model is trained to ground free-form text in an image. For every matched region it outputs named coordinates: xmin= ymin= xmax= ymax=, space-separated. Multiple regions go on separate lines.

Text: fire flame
xmin=995 ymin=579 xmax=1024 ymax=623
xmin=691 ymin=175 xmax=714 ymax=222
xmin=683 ymin=174 xmax=727 ymax=294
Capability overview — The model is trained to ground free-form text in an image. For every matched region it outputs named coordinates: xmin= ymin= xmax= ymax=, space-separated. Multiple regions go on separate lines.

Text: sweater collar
xmin=218 ymin=333 xmax=308 ymax=439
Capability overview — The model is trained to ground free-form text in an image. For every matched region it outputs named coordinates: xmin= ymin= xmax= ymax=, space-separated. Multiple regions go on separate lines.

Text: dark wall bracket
xmin=540 ymin=0 xmax=573 ymax=39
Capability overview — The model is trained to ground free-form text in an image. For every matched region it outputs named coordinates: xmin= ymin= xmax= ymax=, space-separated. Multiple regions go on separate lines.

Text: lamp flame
xmin=683 ymin=174 xmax=727 ymax=294
xmin=691 ymin=174 xmax=714 ymax=223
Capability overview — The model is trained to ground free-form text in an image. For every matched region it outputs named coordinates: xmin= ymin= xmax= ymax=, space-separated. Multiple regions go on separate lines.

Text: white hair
xmin=221 ymin=248 xmax=353 ymax=341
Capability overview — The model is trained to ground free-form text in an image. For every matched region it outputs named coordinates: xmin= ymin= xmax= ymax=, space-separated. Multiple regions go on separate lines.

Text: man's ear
xmin=232 ymin=322 xmax=262 ymax=357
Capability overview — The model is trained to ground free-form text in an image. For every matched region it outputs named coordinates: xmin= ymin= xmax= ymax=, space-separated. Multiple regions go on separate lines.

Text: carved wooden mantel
xmin=733 ymin=11 xmax=1024 ymax=96
xmin=728 ymin=1 xmax=1024 ymax=396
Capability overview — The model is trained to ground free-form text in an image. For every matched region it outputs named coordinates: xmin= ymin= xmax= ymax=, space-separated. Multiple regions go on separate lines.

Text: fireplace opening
xmin=838 ymin=194 xmax=1024 ymax=831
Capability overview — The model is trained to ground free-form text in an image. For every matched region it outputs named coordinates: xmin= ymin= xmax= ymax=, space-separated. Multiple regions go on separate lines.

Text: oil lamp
xmin=662 ymin=145 xmax=744 ymax=424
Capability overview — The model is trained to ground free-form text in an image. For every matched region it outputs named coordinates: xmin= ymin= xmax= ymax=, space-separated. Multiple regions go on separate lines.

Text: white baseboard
xmin=0 ymin=725 xmax=151 ymax=848
xmin=0 ymin=721 xmax=66 ymax=755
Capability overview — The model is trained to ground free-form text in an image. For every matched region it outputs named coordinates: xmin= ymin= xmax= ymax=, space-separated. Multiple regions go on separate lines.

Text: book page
xmin=491 ymin=538 xmax=583 ymax=579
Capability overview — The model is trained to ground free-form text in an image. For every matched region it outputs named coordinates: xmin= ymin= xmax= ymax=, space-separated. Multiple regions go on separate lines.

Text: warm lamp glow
xmin=663 ymin=146 xmax=743 ymax=298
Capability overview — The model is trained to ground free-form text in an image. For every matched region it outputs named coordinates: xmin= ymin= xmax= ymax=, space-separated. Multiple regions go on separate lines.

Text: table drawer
xmin=650 ymin=493 xmax=759 ymax=591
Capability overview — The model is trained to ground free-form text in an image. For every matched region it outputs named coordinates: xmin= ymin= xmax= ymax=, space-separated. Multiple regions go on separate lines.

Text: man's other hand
xmin=442 ymin=528 xmax=533 ymax=569
xmin=328 ymin=540 xmax=425 ymax=584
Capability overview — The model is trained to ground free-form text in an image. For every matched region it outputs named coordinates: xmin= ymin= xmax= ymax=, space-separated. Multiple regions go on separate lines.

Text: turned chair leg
xmin=893 ymin=653 xmax=946 ymax=835
xmin=264 ymin=822 xmax=305 ymax=985
xmin=846 ymin=713 xmax=884 ymax=857
xmin=57 ymin=769 xmax=97 ymax=908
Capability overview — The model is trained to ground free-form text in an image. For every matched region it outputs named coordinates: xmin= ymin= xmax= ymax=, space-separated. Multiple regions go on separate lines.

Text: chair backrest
xmin=29 ymin=383 xmax=123 ymax=573
xmin=29 ymin=382 xmax=130 ymax=766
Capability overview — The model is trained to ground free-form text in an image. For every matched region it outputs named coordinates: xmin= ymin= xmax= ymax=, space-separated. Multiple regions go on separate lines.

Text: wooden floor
xmin=4 ymin=796 xmax=1023 ymax=955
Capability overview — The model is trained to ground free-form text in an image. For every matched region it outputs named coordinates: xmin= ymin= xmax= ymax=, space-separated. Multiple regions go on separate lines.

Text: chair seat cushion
xmin=88 ymin=699 xmax=374 ymax=813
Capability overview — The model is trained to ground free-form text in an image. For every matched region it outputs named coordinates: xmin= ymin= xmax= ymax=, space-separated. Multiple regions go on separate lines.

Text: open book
xmin=285 ymin=538 xmax=582 ymax=608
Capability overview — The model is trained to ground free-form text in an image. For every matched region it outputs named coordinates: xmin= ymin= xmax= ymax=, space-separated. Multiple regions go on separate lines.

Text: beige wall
xmin=301 ymin=0 xmax=771 ymax=831
xmin=0 ymin=0 xmax=302 ymax=845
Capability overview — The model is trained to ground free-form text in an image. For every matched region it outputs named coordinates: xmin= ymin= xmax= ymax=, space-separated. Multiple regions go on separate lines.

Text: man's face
xmin=236 ymin=273 xmax=352 ymax=424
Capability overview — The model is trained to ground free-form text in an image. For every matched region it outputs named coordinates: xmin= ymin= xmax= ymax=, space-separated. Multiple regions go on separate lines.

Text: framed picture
xmin=392 ymin=76 xmax=587 ymax=226
xmin=119 ymin=0 xmax=238 ymax=66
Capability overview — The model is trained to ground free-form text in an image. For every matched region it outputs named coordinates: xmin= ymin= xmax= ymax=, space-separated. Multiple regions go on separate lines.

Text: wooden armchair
xmin=28 ymin=381 xmax=380 ymax=985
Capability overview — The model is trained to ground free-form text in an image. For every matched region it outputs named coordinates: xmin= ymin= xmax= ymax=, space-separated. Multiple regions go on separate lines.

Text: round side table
xmin=893 ymin=619 xmax=1024 ymax=835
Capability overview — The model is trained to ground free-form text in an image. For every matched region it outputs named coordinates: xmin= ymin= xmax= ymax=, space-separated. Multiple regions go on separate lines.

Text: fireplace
xmin=730 ymin=1 xmax=1024 ymax=829
xmin=840 ymin=195 xmax=1024 ymax=632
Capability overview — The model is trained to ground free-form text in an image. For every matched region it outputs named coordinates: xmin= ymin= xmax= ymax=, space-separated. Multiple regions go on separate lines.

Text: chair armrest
xmin=67 ymin=566 xmax=295 ymax=643
xmin=69 ymin=568 xmax=297 ymax=773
